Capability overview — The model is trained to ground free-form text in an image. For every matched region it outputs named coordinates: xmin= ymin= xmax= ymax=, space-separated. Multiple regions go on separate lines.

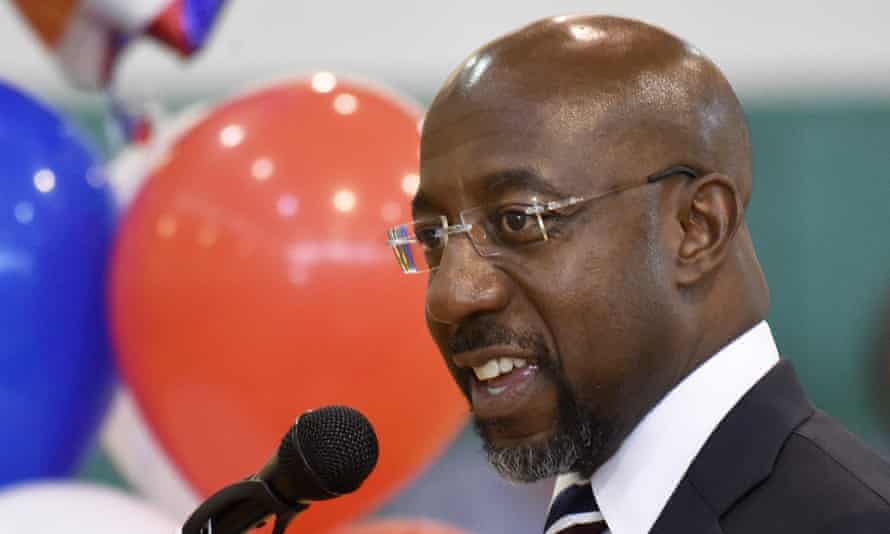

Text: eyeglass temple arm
xmin=543 ymin=165 xmax=700 ymax=212
xmin=646 ymin=165 xmax=699 ymax=183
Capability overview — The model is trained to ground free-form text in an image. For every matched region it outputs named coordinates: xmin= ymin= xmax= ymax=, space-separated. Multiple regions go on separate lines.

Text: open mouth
xmin=450 ymin=345 xmax=554 ymax=422
xmin=472 ymin=356 xmax=531 ymax=394
xmin=466 ymin=355 xmax=546 ymax=420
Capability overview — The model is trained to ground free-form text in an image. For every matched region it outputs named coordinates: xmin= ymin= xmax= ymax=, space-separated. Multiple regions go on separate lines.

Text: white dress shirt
xmin=548 ymin=321 xmax=780 ymax=534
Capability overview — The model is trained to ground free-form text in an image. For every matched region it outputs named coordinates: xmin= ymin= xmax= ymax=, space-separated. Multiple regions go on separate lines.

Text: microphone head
xmin=279 ymin=406 xmax=379 ymax=497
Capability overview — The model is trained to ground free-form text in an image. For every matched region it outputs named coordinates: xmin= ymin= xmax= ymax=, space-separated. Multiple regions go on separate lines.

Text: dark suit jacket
xmin=651 ymin=359 xmax=890 ymax=534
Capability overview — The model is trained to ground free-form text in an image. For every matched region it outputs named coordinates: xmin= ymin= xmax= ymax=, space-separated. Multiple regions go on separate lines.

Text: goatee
xmin=449 ymin=316 xmax=616 ymax=482
xmin=475 ymin=377 xmax=616 ymax=483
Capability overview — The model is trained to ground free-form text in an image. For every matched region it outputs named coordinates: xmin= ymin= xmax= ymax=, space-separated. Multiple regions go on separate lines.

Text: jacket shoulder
xmin=792 ymin=410 xmax=890 ymax=504
xmin=722 ymin=410 xmax=890 ymax=533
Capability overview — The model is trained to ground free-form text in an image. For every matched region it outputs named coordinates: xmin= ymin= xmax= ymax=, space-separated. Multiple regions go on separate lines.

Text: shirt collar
xmin=549 ymin=321 xmax=780 ymax=534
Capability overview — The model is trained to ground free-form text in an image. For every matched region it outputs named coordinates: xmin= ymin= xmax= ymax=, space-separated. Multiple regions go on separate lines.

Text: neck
xmin=683 ymin=231 xmax=770 ymax=376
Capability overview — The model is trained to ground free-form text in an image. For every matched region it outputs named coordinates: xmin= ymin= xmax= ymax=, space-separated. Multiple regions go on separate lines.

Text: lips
xmin=452 ymin=346 xmax=550 ymax=420
xmin=471 ymin=363 xmax=544 ymax=419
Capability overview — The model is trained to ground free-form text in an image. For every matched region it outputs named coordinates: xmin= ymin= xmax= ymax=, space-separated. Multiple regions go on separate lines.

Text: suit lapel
xmin=651 ymin=360 xmax=813 ymax=533
xmin=649 ymin=478 xmax=723 ymax=534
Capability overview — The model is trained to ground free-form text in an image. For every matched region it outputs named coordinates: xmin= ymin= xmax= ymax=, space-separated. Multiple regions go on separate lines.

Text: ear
xmin=673 ymin=173 xmax=743 ymax=286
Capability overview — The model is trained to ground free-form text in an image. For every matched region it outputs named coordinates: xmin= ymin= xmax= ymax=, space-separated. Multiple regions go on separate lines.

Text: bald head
xmin=425 ymin=15 xmax=753 ymax=204
xmin=418 ymin=15 xmax=770 ymax=480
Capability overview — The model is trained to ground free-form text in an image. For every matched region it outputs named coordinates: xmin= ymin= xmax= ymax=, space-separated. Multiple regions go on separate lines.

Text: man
xmin=386 ymin=14 xmax=890 ymax=534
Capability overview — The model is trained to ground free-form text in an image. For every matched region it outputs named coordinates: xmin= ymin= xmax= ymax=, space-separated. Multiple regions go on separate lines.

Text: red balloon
xmin=332 ymin=518 xmax=475 ymax=534
xmin=110 ymin=76 xmax=466 ymax=533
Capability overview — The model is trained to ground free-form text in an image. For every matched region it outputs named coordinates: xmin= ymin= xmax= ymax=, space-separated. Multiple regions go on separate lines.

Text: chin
xmin=474 ymin=404 xmax=618 ymax=483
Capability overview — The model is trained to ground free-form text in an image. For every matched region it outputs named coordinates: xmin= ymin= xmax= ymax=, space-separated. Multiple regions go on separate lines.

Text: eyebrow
xmin=411 ymin=168 xmax=564 ymax=220
xmin=483 ymin=168 xmax=564 ymax=198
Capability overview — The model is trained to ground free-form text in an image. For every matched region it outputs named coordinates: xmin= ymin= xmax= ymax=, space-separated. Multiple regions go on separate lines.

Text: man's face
xmin=417 ymin=86 xmax=679 ymax=481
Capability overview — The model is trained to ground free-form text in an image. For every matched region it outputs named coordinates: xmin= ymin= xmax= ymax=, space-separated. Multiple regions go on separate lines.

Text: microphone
xmin=181 ymin=406 xmax=379 ymax=534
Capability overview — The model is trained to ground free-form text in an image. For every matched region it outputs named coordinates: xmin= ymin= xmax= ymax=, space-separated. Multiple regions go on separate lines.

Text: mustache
xmin=448 ymin=316 xmax=551 ymax=362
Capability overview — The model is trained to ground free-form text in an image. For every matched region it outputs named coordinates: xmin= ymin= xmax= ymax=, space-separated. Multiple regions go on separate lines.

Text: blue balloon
xmin=0 ymin=80 xmax=115 ymax=485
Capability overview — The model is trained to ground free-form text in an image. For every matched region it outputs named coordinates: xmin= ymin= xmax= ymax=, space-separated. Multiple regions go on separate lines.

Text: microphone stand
xmin=181 ymin=479 xmax=309 ymax=534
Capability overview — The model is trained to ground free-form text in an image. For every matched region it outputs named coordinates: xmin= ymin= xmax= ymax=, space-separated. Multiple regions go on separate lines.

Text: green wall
xmin=746 ymin=104 xmax=890 ymax=442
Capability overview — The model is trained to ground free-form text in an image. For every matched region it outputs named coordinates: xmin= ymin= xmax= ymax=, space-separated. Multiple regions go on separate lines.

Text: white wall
xmin=2 ymin=0 xmax=888 ymax=103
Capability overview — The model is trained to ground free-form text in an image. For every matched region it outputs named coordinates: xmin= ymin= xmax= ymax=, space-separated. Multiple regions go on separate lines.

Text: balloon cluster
xmin=6 ymin=3 xmax=469 ymax=531
xmin=0 ymin=74 xmax=468 ymax=532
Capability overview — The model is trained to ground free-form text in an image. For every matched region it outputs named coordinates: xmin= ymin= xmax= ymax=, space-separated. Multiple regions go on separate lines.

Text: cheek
xmin=425 ymin=315 xmax=474 ymax=404
xmin=540 ymin=215 xmax=670 ymax=409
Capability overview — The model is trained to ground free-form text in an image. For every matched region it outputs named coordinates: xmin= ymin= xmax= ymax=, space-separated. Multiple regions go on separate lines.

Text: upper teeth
xmin=473 ymin=357 xmax=528 ymax=381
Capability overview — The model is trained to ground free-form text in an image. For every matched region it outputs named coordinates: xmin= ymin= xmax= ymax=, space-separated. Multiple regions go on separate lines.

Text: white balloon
xmin=101 ymin=386 xmax=201 ymax=522
xmin=0 ymin=481 xmax=179 ymax=532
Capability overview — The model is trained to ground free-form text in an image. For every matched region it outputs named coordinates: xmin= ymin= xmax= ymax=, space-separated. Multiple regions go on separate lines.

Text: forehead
xmin=417 ymin=93 xmax=620 ymax=214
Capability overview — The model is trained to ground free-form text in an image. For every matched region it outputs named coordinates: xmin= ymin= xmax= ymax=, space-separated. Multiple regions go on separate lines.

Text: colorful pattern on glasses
xmin=389 ymin=224 xmax=421 ymax=273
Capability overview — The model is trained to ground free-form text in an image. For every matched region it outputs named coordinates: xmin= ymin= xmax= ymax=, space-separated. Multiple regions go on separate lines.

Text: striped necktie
xmin=543 ymin=480 xmax=607 ymax=534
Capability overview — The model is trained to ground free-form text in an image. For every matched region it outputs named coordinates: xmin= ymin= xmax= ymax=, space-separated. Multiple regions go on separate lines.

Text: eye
xmin=501 ymin=210 xmax=533 ymax=232
xmin=494 ymin=206 xmax=545 ymax=245
xmin=414 ymin=224 xmax=445 ymax=250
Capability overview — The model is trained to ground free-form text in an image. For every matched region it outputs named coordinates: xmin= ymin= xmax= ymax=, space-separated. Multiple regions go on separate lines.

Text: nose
xmin=425 ymin=233 xmax=509 ymax=326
